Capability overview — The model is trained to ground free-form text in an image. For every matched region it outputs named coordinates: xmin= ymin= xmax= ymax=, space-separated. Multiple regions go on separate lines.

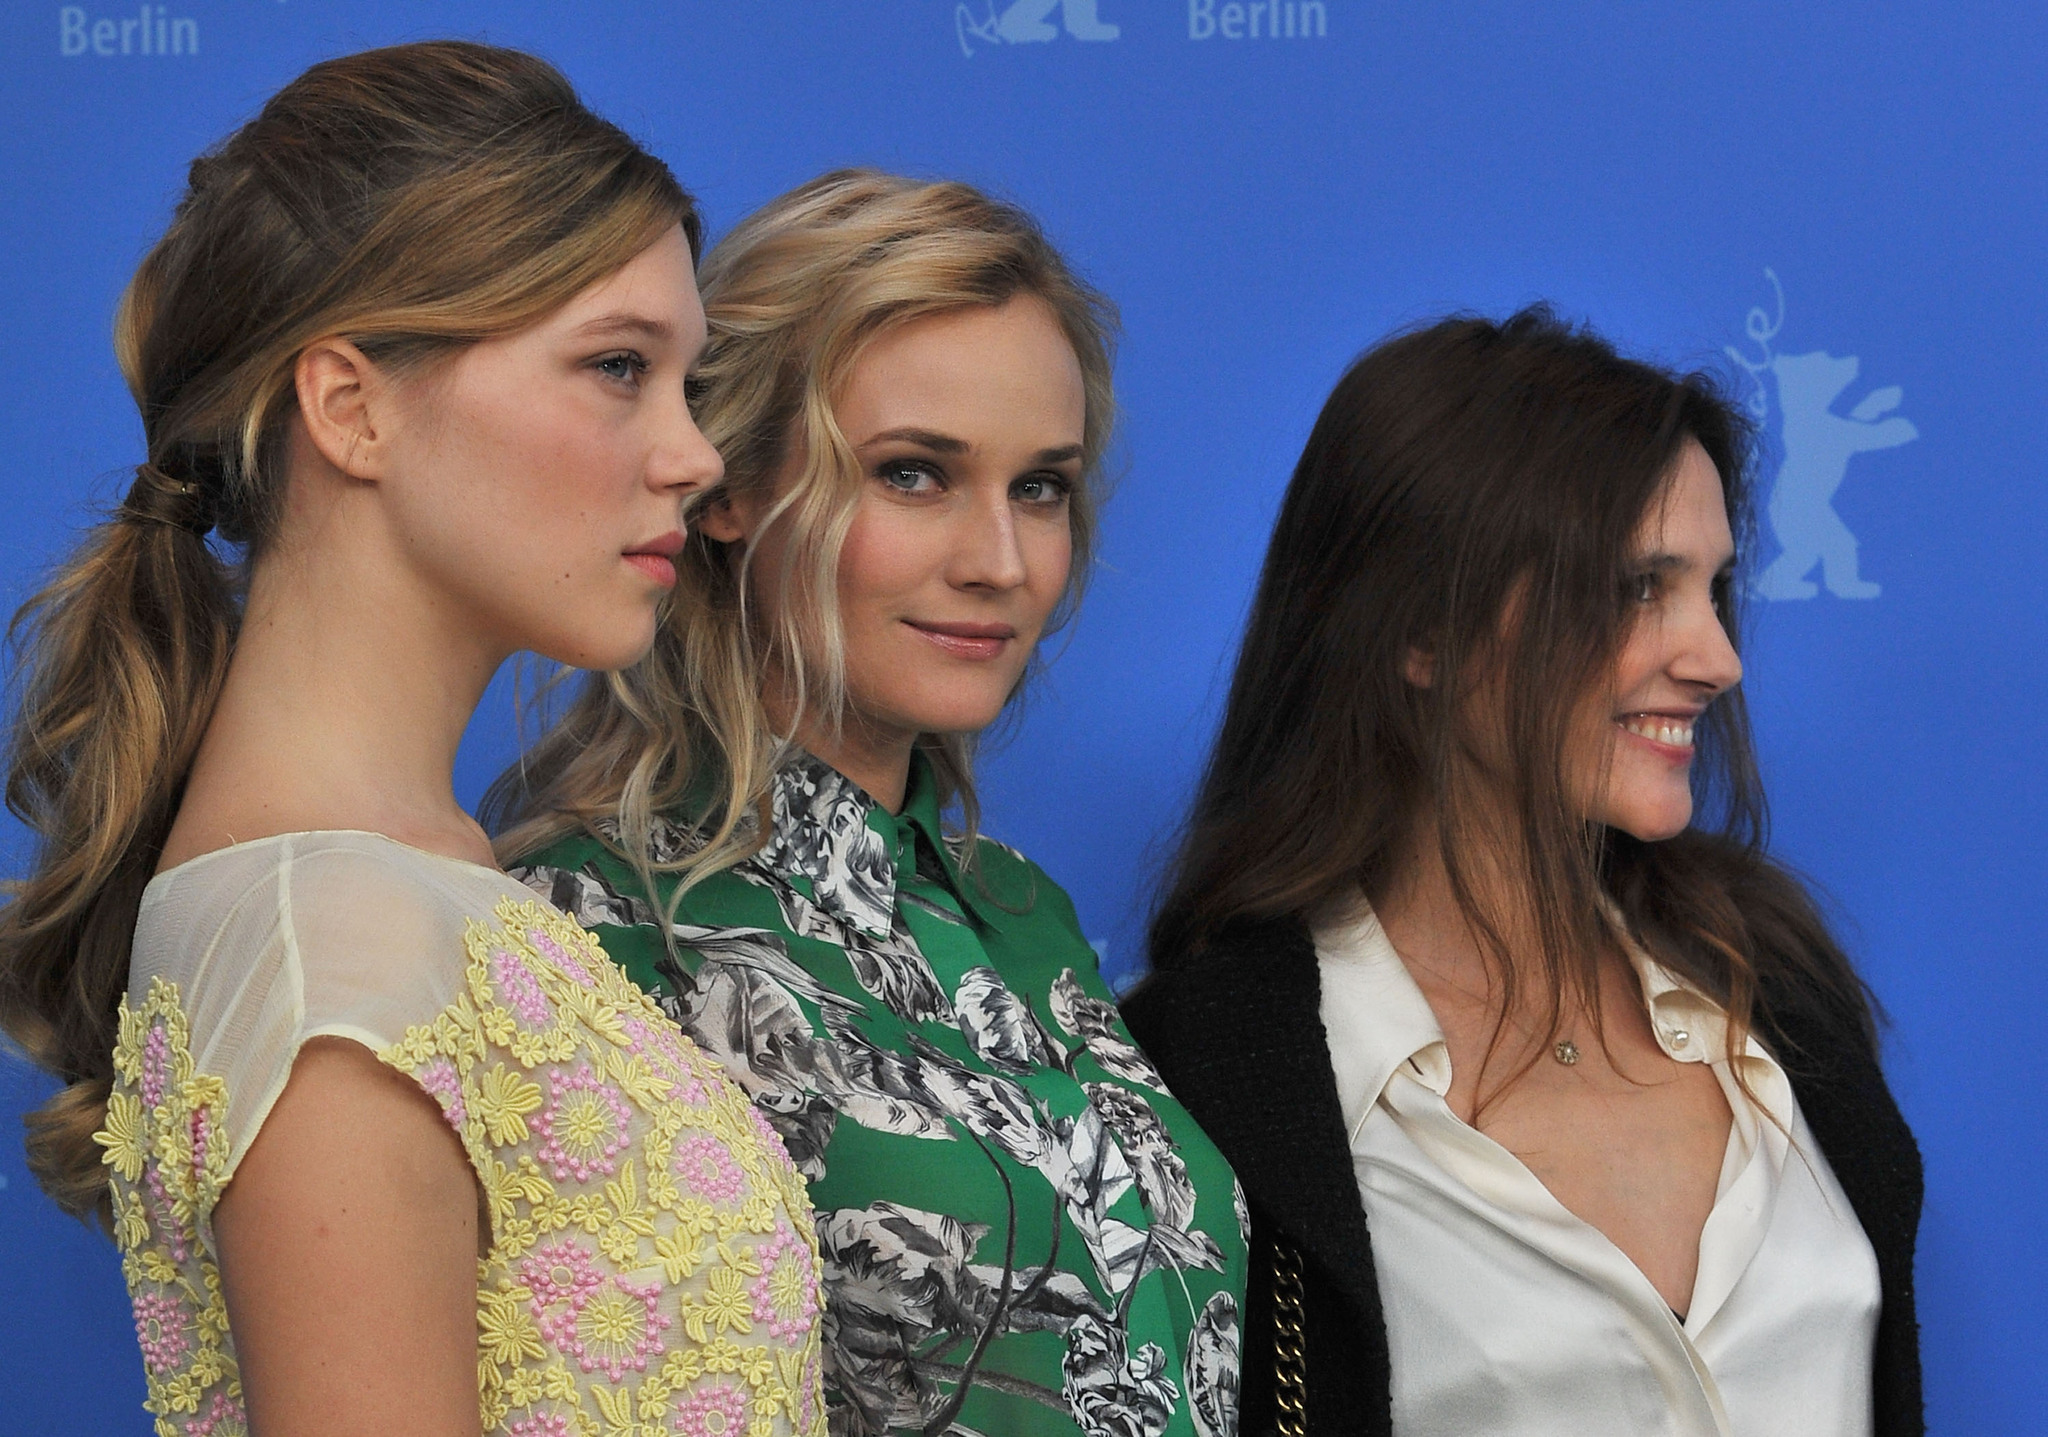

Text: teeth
xmin=1622 ymin=716 xmax=1694 ymax=747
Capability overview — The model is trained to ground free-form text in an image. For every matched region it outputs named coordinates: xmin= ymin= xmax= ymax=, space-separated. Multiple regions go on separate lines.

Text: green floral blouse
xmin=517 ymin=752 xmax=1247 ymax=1437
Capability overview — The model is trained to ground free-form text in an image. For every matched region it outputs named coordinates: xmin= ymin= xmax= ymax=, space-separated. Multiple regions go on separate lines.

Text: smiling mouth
xmin=1617 ymin=713 xmax=1696 ymax=750
xmin=905 ymin=620 xmax=1015 ymax=660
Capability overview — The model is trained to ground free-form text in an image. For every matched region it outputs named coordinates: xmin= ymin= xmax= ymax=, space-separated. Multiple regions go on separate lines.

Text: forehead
xmin=552 ymin=225 xmax=704 ymax=336
xmin=1635 ymin=439 xmax=1734 ymax=559
xmin=838 ymin=297 xmax=1085 ymax=435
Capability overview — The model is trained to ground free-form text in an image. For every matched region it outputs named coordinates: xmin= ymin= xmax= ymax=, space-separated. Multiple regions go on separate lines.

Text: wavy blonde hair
xmin=488 ymin=169 xmax=1119 ymax=901
xmin=0 ymin=41 xmax=696 ymax=1224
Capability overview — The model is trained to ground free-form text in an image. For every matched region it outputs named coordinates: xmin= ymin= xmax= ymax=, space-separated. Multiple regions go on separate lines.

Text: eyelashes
xmin=593 ymin=351 xmax=650 ymax=386
xmin=874 ymin=459 xmax=1073 ymax=506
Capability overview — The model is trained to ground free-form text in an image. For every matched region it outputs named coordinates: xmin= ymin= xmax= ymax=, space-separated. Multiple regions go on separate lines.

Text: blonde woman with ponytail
xmin=496 ymin=171 xmax=1249 ymax=1437
xmin=0 ymin=42 xmax=824 ymax=1436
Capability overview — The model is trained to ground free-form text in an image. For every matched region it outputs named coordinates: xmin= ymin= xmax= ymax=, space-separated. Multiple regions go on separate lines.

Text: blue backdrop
xmin=1 ymin=2 xmax=2039 ymax=1431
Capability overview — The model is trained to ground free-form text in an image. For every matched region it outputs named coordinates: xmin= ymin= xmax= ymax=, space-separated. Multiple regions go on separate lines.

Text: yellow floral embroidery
xmin=97 ymin=897 xmax=824 ymax=1436
xmin=94 ymin=976 xmax=244 ymax=1437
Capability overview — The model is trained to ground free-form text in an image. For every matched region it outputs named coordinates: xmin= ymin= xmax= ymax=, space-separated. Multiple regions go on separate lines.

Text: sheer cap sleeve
xmin=125 ymin=831 xmax=530 ymax=1194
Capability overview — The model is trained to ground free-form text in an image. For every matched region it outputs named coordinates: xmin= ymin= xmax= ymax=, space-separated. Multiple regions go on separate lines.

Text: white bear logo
xmin=1727 ymin=270 xmax=1917 ymax=600
xmin=957 ymin=0 xmax=1120 ymax=56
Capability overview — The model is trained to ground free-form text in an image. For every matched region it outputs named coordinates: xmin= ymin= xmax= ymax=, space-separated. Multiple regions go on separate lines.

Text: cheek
xmin=1026 ymin=522 xmax=1074 ymax=616
xmin=836 ymin=509 xmax=939 ymax=621
xmin=1611 ymin=624 xmax=1664 ymax=696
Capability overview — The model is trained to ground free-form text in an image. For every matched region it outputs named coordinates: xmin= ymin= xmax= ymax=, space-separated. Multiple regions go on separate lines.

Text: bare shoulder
xmin=212 ymin=1036 xmax=483 ymax=1437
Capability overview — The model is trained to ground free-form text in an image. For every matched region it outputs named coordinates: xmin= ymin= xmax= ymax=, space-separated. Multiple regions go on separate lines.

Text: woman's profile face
xmin=1573 ymin=439 xmax=1743 ymax=841
xmin=375 ymin=224 xmax=722 ymax=671
xmin=741 ymin=295 xmax=1084 ymax=746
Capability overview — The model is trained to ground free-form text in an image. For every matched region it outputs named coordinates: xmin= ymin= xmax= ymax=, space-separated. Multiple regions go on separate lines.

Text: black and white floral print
xmin=758 ymin=754 xmax=900 ymax=938
xmin=516 ymin=751 xmax=1245 ymax=1436
xmin=1050 ymin=969 xmax=1169 ymax=1090
xmin=1184 ymin=1295 xmax=1243 ymax=1437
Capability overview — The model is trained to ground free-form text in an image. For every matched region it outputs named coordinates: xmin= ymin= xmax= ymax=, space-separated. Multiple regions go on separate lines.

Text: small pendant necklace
xmin=1552 ymin=1039 xmax=1581 ymax=1066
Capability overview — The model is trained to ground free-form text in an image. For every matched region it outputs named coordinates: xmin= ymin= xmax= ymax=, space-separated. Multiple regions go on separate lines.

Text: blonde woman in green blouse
xmin=491 ymin=171 xmax=1248 ymax=1437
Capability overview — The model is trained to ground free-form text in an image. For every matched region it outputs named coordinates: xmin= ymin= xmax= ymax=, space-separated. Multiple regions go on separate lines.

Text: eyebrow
xmin=570 ymin=312 xmax=676 ymax=344
xmin=1636 ymin=550 xmax=1739 ymax=574
xmin=860 ymin=426 xmax=968 ymax=455
xmin=858 ymin=427 xmax=1084 ymax=466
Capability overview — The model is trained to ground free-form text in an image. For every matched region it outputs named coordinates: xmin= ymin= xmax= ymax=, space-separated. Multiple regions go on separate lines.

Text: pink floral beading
xmin=533 ymin=1065 xmax=632 ymax=1182
xmin=529 ymin=1256 xmax=671 ymax=1381
xmin=183 ymin=1390 xmax=247 ymax=1436
xmin=188 ymin=1107 xmax=213 ymax=1187
xmin=132 ymin=1290 xmax=190 ymax=1375
xmin=416 ymin=1056 xmax=466 ymax=1130
xmin=491 ymin=947 xmax=555 ymax=1030
xmin=748 ymin=1102 xmax=791 ymax=1162
xmin=574 ymin=1274 xmax=670 ymax=1380
xmin=529 ymin=927 xmax=596 ymax=989
xmin=521 ymin=1240 xmax=607 ymax=1311
xmin=794 ymin=1350 xmax=822 ymax=1432
xmin=673 ymin=1134 xmax=746 ymax=1204
xmin=622 ymin=1014 xmax=693 ymax=1080
xmin=673 ymin=1381 xmax=750 ymax=1437
xmin=141 ymin=1023 xmax=170 ymax=1107
xmin=749 ymin=1220 xmax=821 ymax=1342
xmin=507 ymin=1413 xmax=574 ymax=1437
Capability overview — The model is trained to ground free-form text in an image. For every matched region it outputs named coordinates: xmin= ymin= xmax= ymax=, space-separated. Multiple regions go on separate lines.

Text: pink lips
xmin=905 ymin=620 xmax=1016 ymax=661
xmin=623 ymin=530 xmax=686 ymax=588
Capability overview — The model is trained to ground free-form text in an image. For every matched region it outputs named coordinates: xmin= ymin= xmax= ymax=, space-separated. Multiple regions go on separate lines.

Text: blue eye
xmin=1013 ymin=474 xmax=1072 ymax=506
xmin=595 ymin=352 xmax=648 ymax=385
xmin=879 ymin=461 xmax=942 ymax=494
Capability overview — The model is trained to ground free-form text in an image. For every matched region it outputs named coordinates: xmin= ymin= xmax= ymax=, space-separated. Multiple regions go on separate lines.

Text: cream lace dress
xmin=94 ymin=831 xmax=824 ymax=1437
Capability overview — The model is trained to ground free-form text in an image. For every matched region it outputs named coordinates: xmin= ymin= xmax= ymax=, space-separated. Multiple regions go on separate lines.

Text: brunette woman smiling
xmin=1124 ymin=309 xmax=1921 ymax=1437
xmin=496 ymin=172 xmax=1246 ymax=1437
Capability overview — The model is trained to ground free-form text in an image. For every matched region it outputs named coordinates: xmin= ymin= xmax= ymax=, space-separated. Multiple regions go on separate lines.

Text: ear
xmin=293 ymin=338 xmax=397 ymax=482
xmin=691 ymin=489 xmax=751 ymax=545
xmin=1403 ymin=645 xmax=1436 ymax=688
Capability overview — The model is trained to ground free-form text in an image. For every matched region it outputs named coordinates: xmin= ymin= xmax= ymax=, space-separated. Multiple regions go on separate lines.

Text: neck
xmin=1371 ymin=790 xmax=1580 ymax=1028
xmin=766 ymin=673 xmax=916 ymax=814
xmin=162 ymin=492 xmax=509 ymax=872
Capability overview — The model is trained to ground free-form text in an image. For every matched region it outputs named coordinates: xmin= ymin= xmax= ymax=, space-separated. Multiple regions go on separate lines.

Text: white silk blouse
xmin=1314 ymin=901 xmax=1880 ymax=1437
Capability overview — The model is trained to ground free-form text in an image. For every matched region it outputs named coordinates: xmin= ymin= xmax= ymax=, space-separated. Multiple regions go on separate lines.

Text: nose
xmin=1674 ymin=594 xmax=1743 ymax=697
xmin=647 ymin=385 xmax=724 ymax=499
xmin=948 ymin=487 xmax=1029 ymax=593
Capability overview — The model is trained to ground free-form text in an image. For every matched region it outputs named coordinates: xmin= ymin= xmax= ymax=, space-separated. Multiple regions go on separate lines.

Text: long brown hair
xmin=0 ymin=40 xmax=697 ymax=1224
xmin=487 ymin=170 xmax=1118 ymax=906
xmin=1150 ymin=307 xmax=1876 ymax=1069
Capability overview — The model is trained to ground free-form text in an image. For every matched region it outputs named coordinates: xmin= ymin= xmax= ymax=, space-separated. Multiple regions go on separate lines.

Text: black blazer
xmin=1121 ymin=915 xmax=1924 ymax=1437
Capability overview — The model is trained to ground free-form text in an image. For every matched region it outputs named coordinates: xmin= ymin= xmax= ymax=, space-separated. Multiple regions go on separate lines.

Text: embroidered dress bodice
xmin=96 ymin=831 xmax=824 ymax=1437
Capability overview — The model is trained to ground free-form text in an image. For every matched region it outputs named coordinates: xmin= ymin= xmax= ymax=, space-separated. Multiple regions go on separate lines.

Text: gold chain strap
xmin=1271 ymin=1237 xmax=1308 ymax=1437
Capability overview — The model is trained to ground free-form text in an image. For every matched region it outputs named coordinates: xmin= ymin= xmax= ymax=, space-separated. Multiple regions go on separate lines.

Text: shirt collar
xmin=755 ymin=748 xmax=960 ymax=939
xmin=1314 ymin=901 xmax=1453 ymax=1141
xmin=1315 ymin=896 xmax=1785 ymax=1138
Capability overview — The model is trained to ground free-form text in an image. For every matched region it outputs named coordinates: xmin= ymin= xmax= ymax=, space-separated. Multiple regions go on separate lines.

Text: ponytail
xmin=0 ymin=40 xmax=696 ymax=1225
xmin=0 ymin=466 xmax=234 ymax=1223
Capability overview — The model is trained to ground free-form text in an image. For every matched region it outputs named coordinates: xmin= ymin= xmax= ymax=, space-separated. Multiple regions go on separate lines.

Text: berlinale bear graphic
xmin=1728 ymin=271 xmax=1918 ymax=601
xmin=958 ymin=0 xmax=1120 ymax=55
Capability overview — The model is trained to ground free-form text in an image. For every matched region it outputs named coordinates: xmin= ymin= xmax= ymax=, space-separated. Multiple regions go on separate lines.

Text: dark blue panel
xmin=2 ymin=3 xmax=2040 ymax=1430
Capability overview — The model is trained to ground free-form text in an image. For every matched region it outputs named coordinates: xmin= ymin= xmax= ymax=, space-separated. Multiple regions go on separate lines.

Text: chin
xmin=537 ymin=618 xmax=658 ymax=673
xmin=1611 ymin=802 xmax=1694 ymax=844
xmin=893 ymin=694 xmax=1011 ymax=739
